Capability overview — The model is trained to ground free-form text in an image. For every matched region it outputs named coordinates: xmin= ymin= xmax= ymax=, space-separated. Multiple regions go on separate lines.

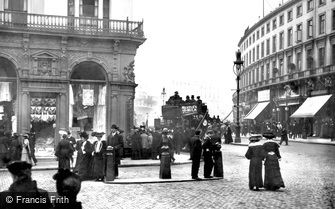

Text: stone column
xmin=110 ymin=93 xmax=119 ymax=126
xmin=21 ymin=92 xmax=30 ymax=133
xmin=55 ymin=92 xmax=68 ymax=145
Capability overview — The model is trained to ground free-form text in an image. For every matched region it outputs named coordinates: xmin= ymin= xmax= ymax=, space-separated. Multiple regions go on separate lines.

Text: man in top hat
xmin=0 ymin=161 xmax=52 ymax=209
xmin=92 ymin=132 xmax=107 ymax=181
xmin=107 ymin=125 xmax=123 ymax=178
xmin=55 ymin=130 xmax=74 ymax=170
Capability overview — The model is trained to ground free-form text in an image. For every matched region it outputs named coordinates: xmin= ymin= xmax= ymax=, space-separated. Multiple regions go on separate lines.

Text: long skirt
xmin=248 ymin=157 xmax=263 ymax=189
xmin=78 ymin=155 xmax=93 ymax=181
xmin=58 ymin=157 xmax=71 ymax=170
xmin=264 ymin=155 xmax=285 ymax=190
xmin=213 ymin=151 xmax=223 ymax=178
xmin=93 ymin=156 xmax=105 ymax=178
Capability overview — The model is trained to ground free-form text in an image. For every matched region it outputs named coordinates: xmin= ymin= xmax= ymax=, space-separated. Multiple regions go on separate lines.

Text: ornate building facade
xmin=0 ymin=0 xmax=145 ymax=147
xmin=235 ymin=0 xmax=335 ymax=138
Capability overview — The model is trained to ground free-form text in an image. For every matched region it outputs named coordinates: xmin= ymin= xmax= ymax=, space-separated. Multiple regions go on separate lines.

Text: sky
xmin=131 ymin=0 xmax=288 ymax=122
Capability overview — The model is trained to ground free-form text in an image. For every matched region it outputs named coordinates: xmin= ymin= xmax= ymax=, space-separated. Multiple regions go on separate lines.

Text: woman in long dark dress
xmin=92 ymin=132 xmax=107 ymax=181
xmin=76 ymin=132 xmax=93 ymax=181
xmin=262 ymin=132 xmax=285 ymax=191
xmin=245 ymin=135 xmax=265 ymax=191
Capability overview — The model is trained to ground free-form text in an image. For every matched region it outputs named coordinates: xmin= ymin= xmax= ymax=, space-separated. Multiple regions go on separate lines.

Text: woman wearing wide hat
xmin=245 ymin=135 xmax=265 ymax=191
xmin=76 ymin=132 xmax=93 ymax=180
xmin=262 ymin=132 xmax=285 ymax=191
xmin=92 ymin=132 xmax=107 ymax=181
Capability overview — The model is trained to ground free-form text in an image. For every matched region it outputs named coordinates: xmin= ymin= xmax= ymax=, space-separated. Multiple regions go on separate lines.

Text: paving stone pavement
xmin=0 ymin=143 xmax=334 ymax=209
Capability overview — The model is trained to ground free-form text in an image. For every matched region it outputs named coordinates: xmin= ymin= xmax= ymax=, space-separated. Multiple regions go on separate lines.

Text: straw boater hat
xmin=249 ymin=134 xmax=262 ymax=142
xmin=58 ymin=128 xmax=68 ymax=136
xmin=95 ymin=132 xmax=105 ymax=138
xmin=262 ymin=132 xmax=276 ymax=139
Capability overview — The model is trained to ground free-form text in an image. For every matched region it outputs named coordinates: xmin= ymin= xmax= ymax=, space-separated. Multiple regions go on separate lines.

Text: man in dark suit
xmin=191 ymin=130 xmax=202 ymax=180
xmin=107 ymin=124 xmax=123 ymax=178
xmin=55 ymin=131 xmax=74 ymax=170
xmin=203 ymin=130 xmax=214 ymax=178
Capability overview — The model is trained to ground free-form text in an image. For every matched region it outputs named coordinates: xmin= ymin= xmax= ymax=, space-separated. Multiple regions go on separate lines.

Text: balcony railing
xmin=241 ymin=65 xmax=335 ymax=92
xmin=0 ymin=11 xmax=144 ymax=38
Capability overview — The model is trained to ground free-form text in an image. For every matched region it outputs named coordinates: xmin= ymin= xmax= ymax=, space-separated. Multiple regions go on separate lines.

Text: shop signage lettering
xmin=182 ymin=105 xmax=197 ymax=115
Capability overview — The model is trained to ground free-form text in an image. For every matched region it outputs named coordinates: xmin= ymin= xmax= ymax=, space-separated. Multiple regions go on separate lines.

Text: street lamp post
xmin=161 ymin=87 xmax=166 ymax=106
xmin=233 ymin=50 xmax=244 ymax=143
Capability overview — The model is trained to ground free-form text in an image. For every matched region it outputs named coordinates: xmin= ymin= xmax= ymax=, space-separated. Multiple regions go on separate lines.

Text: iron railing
xmin=0 ymin=10 xmax=144 ymax=38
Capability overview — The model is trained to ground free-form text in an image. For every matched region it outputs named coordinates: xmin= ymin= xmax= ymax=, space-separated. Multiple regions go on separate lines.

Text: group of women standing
xmin=245 ymin=132 xmax=285 ymax=191
xmin=73 ymin=132 xmax=107 ymax=181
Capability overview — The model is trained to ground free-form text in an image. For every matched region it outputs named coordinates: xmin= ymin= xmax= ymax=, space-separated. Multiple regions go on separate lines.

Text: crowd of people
xmin=125 ymin=121 xmax=234 ymax=162
xmin=54 ymin=124 xmax=124 ymax=181
xmin=0 ymin=130 xmax=38 ymax=168
xmin=241 ymin=118 xmax=335 ymax=141
xmin=0 ymin=118 xmax=290 ymax=208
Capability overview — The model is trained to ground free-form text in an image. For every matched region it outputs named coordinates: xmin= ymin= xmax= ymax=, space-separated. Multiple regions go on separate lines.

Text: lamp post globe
xmin=233 ymin=50 xmax=244 ymax=143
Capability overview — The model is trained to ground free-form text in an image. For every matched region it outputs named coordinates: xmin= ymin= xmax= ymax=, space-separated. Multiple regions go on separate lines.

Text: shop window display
xmin=69 ymin=83 xmax=106 ymax=140
xmin=30 ymin=95 xmax=56 ymax=150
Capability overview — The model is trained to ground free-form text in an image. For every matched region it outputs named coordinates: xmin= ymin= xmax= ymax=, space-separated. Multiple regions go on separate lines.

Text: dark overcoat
xmin=245 ymin=141 xmax=265 ymax=189
xmin=107 ymin=133 xmax=123 ymax=164
xmin=76 ymin=140 xmax=93 ymax=180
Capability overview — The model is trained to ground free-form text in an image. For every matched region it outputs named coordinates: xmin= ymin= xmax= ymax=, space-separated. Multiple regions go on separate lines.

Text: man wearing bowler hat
xmin=107 ymin=124 xmax=123 ymax=178
xmin=0 ymin=161 xmax=52 ymax=209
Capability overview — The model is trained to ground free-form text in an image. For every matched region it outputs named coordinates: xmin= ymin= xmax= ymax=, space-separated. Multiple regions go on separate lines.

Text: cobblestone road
xmin=1 ymin=142 xmax=334 ymax=209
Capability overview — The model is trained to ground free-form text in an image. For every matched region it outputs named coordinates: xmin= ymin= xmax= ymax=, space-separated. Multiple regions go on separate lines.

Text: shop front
xmin=69 ymin=61 xmax=108 ymax=141
xmin=0 ymin=57 xmax=17 ymax=134
xmin=291 ymin=94 xmax=334 ymax=139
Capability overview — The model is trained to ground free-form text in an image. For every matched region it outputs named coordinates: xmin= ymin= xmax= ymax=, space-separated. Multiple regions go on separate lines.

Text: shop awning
xmin=244 ymin=102 xmax=270 ymax=120
xmin=290 ymin=95 xmax=332 ymax=118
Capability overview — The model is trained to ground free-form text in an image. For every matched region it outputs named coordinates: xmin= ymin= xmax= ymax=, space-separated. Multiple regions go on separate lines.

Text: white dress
xmin=21 ymin=138 xmax=32 ymax=164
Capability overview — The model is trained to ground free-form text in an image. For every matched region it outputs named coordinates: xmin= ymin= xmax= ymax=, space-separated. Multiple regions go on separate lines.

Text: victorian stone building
xmin=0 ymin=0 xmax=145 ymax=147
xmin=235 ymin=0 xmax=335 ymax=138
